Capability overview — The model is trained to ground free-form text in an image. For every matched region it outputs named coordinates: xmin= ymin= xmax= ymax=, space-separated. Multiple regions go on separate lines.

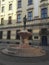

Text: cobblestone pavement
xmin=0 ymin=43 xmax=49 ymax=65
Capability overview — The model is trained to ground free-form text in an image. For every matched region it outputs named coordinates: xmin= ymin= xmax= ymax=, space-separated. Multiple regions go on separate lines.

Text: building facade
xmin=36 ymin=0 xmax=49 ymax=46
xmin=0 ymin=0 xmax=49 ymax=46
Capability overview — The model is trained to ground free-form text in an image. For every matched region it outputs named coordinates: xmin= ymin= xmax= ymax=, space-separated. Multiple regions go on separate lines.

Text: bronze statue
xmin=23 ymin=15 xmax=27 ymax=30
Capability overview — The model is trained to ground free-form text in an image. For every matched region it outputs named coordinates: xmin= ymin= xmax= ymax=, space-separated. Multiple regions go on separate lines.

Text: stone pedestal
xmin=18 ymin=30 xmax=32 ymax=48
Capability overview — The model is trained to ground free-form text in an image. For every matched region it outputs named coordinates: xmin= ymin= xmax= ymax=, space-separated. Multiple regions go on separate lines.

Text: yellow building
xmin=0 ymin=0 xmax=17 ymax=43
xmin=0 ymin=0 xmax=49 ymax=46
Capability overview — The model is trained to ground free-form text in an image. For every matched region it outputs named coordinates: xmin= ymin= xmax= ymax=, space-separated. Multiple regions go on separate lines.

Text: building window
xmin=41 ymin=8 xmax=47 ymax=18
xmin=7 ymin=31 xmax=11 ymax=39
xmin=17 ymin=0 xmax=21 ymax=8
xmin=9 ymin=4 xmax=12 ymax=10
xmin=28 ymin=11 xmax=32 ymax=21
xmin=17 ymin=14 xmax=21 ymax=22
xmin=0 ymin=31 xmax=3 ymax=39
xmin=28 ymin=0 xmax=32 ymax=5
xmin=41 ymin=0 xmax=47 ymax=2
xmin=34 ymin=36 xmax=38 ymax=39
xmin=8 ymin=16 xmax=12 ymax=24
xmin=2 ymin=0 xmax=5 ymax=1
xmin=1 ymin=18 xmax=4 ymax=25
xmin=16 ymin=30 xmax=20 ymax=40
xmin=40 ymin=28 xmax=47 ymax=35
xmin=2 ymin=6 xmax=4 ymax=12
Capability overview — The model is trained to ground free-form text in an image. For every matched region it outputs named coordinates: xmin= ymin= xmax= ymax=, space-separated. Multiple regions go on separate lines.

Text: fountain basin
xmin=1 ymin=30 xmax=46 ymax=57
xmin=2 ymin=45 xmax=46 ymax=57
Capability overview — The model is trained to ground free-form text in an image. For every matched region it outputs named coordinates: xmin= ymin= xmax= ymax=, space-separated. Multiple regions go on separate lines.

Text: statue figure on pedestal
xmin=23 ymin=15 xmax=27 ymax=30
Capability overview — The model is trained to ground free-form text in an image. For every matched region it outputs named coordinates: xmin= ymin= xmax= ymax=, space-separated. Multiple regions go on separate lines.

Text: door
xmin=42 ymin=36 xmax=47 ymax=46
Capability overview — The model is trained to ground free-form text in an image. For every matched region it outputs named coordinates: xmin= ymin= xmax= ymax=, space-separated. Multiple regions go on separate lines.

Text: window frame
xmin=1 ymin=18 xmax=4 ymax=25
xmin=8 ymin=16 xmax=12 ymax=24
xmin=16 ymin=30 xmax=20 ymax=40
xmin=28 ymin=11 xmax=33 ymax=21
xmin=17 ymin=0 xmax=22 ymax=8
xmin=2 ymin=6 xmax=4 ymax=12
xmin=17 ymin=14 xmax=21 ymax=23
xmin=0 ymin=31 xmax=3 ymax=39
xmin=7 ymin=31 xmax=11 ymax=39
xmin=2 ymin=0 xmax=5 ymax=1
xmin=28 ymin=0 xmax=33 ymax=5
xmin=33 ymin=36 xmax=39 ymax=40
xmin=9 ymin=4 xmax=12 ymax=10
xmin=41 ymin=8 xmax=48 ymax=18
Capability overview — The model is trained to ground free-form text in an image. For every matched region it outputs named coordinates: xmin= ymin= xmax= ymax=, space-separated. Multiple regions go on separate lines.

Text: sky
xmin=34 ymin=0 xmax=39 ymax=16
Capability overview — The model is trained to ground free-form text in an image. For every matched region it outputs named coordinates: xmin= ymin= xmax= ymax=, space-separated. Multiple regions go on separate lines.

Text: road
xmin=0 ymin=43 xmax=49 ymax=65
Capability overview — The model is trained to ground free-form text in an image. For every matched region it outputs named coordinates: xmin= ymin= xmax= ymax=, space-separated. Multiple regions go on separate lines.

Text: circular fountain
xmin=2 ymin=15 xmax=46 ymax=57
xmin=2 ymin=30 xmax=46 ymax=57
